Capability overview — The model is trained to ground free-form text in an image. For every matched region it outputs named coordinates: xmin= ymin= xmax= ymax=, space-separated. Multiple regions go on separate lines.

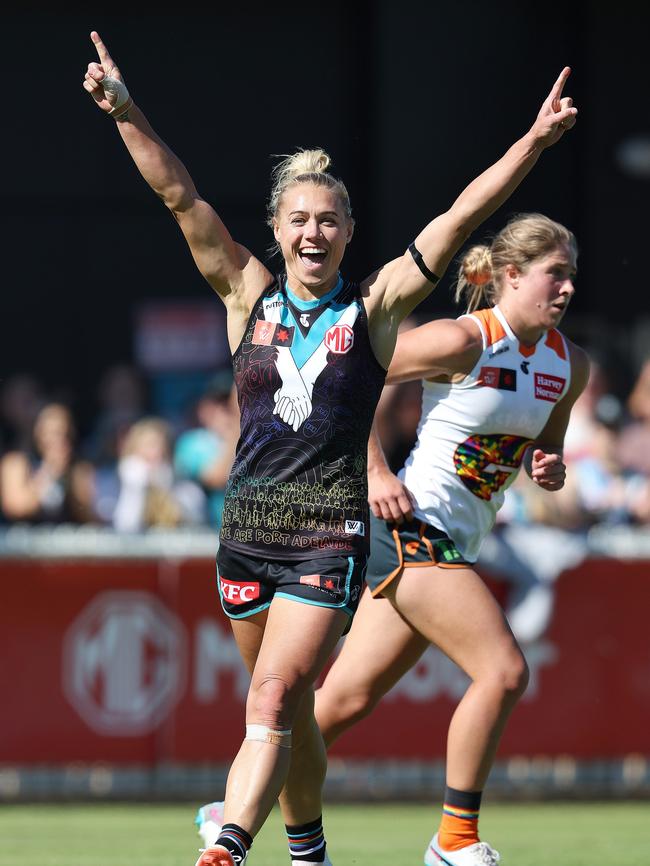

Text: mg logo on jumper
xmin=325 ymin=324 xmax=354 ymax=354
xmin=63 ymin=592 xmax=186 ymax=736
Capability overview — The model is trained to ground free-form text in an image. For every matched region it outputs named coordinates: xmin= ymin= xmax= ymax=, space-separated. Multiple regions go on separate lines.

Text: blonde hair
xmin=266 ymin=147 xmax=353 ymax=229
xmin=454 ymin=213 xmax=578 ymax=312
xmin=120 ymin=418 xmax=181 ymax=527
xmin=121 ymin=417 xmax=171 ymax=459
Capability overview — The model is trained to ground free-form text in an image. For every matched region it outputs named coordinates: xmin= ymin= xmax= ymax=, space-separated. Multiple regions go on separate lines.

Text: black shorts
xmin=216 ymin=545 xmax=366 ymax=624
xmin=365 ymin=513 xmax=472 ymax=598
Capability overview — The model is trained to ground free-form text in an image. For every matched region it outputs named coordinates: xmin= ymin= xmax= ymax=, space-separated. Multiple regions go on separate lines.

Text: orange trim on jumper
xmin=519 ymin=328 xmax=566 ymax=359
xmin=545 ymin=328 xmax=567 ymax=359
xmin=471 ymin=309 xmax=506 ymax=348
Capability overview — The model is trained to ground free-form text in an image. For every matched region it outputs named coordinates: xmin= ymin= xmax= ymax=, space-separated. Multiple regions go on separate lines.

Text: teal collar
xmin=284 ymin=274 xmax=344 ymax=310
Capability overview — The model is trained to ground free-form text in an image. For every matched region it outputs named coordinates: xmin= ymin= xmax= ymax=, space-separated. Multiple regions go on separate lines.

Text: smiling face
xmin=501 ymin=243 xmax=577 ymax=343
xmin=273 ymin=182 xmax=354 ymax=297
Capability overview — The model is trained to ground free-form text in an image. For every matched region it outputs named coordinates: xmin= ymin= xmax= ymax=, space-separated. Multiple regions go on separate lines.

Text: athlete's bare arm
xmin=83 ymin=31 xmax=271 ymax=341
xmin=385 ymin=318 xmax=483 ymax=385
xmin=367 ymin=423 xmax=416 ymax=523
xmin=364 ymin=67 xmax=578 ymax=361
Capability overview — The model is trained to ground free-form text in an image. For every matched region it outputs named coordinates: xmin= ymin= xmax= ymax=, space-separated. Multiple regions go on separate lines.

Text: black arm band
xmin=408 ymin=242 xmax=440 ymax=285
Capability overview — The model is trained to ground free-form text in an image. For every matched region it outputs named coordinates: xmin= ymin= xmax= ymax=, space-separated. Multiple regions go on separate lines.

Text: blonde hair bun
xmin=266 ymin=147 xmax=353 ymax=231
xmin=462 ymin=245 xmax=492 ymax=286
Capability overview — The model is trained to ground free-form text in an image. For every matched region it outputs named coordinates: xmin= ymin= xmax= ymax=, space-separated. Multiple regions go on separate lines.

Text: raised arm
xmin=375 ymin=67 xmax=578 ymax=325
xmin=82 ymin=31 xmax=271 ymax=313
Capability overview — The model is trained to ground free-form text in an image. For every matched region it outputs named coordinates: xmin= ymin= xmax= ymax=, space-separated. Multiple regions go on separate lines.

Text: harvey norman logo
xmin=534 ymin=372 xmax=566 ymax=403
xmin=63 ymin=591 xmax=186 ymax=736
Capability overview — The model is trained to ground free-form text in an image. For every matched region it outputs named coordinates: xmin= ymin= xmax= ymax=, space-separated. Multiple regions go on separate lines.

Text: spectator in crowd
xmin=174 ymin=370 xmax=239 ymax=529
xmin=0 ymin=402 xmax=97 ymax=524
xmin=83 ymin=363 xmax=149 ymax=523
xmin=619 ymin=357 xmax=650 ymax=477
xmin=112 ymin=416 xmax=206 ymax=532
xmin=83 ymin=362 xmax=148 ymax=465
xmin=559 ymin=404 xmax=650 ymax=526
xmin=0 ymin=373 xmax=46 ymax=453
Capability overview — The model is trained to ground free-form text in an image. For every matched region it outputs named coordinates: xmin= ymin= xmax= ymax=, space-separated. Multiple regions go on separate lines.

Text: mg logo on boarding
xmin=63 ymin=591 xmax=186 ymax=736
xmin=325 ymin=324 xmax=354 ymax=354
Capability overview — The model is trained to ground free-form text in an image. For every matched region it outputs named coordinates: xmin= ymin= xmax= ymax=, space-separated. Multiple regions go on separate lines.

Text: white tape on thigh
xmin=102 ymin=75 xmax=133 ymax=118
xmin=245 ymin=724 xmax=292 ymax=748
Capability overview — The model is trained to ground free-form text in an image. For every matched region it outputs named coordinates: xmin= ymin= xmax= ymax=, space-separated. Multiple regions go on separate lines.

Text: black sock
xmin=286 ymin=815 xmax=326 ymax=862
xmin=215 ymin=823 xmax=253 ymax=863
xmin=444 ymin=785 xmax=482 ymax=812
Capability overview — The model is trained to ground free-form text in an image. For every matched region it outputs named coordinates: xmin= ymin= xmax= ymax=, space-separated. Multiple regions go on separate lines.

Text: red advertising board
xmin=2 ymin=557 xmax=649 ymax=764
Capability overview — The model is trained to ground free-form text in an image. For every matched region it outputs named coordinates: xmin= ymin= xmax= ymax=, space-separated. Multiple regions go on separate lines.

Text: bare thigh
xmin=247 ymin=596 xmax=348 ymax=722
xmin=319 ymin=587 xmax=429 ymax=708
xmin=385 ymin=565 xmax=522 ymax=679
xmin=231 ymin=609 xmax=268 ymax=674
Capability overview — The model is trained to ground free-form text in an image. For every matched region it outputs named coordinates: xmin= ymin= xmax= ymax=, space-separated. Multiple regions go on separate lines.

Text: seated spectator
xmin=173 ymin=371 xmax=239 ymax=529
xmin=83 ymin=363 xmax=149 ymax=523
xmin=0 ymin=373 xmax=46 ymax=453
xmin=83 ymin=363 xmax=148 ymax=465
xmin=562 ymin=409 xmax=650 ymax=526
xmin=113 ymin=417 xmax=206 ymax=532
xmin=0 ymin=403 xmax=97 ymax=524
xmin=619 ymin=357 xmax=650 ymax=477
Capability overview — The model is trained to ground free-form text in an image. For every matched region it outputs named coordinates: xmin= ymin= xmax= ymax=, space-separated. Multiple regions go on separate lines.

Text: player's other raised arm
xmin=383 ymin=67 xmax=578 ymax=319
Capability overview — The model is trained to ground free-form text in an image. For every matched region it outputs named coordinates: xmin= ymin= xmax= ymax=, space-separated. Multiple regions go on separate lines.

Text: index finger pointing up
xmin=550 ymin=66 xmax=571 ymax=101
xmin=90 ymin=30 xmax=113 ymax=68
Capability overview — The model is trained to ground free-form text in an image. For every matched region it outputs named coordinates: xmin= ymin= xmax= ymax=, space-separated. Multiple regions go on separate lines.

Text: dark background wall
xmin=5 ymin=4 xmax=649 ymax=422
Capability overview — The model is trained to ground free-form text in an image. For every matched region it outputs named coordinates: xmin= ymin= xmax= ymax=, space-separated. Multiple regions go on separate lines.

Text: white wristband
xmin=102 ymin=75 xmax=133 ymax=118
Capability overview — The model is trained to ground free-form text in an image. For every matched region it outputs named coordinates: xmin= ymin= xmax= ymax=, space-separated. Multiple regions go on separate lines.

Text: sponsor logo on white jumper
xmin=534 ymin=372 xmax=565 ymax=402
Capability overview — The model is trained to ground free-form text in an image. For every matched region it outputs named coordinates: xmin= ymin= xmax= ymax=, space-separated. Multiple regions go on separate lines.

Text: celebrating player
xmin=83 ymin=31 xmax=576 ymax=866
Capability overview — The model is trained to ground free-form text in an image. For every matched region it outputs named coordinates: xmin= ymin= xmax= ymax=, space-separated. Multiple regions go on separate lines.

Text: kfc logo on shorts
xmin=219 ymin=577 xmax=261 ymax=605
xmin=325 ymin=324 xmax=354 ymax=354
xmin=534 ymin=372 xmax=566 ymax=403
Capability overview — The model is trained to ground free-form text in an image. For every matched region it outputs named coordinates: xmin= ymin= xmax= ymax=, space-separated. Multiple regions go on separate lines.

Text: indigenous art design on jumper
xmin=453 ymin=433 xmax=533 ymax=501
xmin=220 ymin=276 xmax=386 ymax=560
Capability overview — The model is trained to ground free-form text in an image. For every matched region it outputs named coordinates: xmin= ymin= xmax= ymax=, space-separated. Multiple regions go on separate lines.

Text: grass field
xmin=1 ymin=800 xmax=648 ymax=865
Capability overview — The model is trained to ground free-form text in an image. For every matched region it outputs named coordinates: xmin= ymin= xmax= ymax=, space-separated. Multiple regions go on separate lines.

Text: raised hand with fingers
xmin=530 ymin=66 xmax=578 ymax=149
xmin=82 ymin=30 xmax=132 ymax=119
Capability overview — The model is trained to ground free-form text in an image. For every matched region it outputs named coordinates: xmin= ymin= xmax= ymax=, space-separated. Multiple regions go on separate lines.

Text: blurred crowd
xmin=2 ymin=352 xmax=650 ymax=534
xmin=0 ymin=364 xmax=239 ymax=533
xmin=1 ymin=350 xmax=650 ymax=641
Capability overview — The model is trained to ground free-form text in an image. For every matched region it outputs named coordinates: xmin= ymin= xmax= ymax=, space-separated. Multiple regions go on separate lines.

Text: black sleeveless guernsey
xmin=219 ymin=274 xmax=387 ymax=560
